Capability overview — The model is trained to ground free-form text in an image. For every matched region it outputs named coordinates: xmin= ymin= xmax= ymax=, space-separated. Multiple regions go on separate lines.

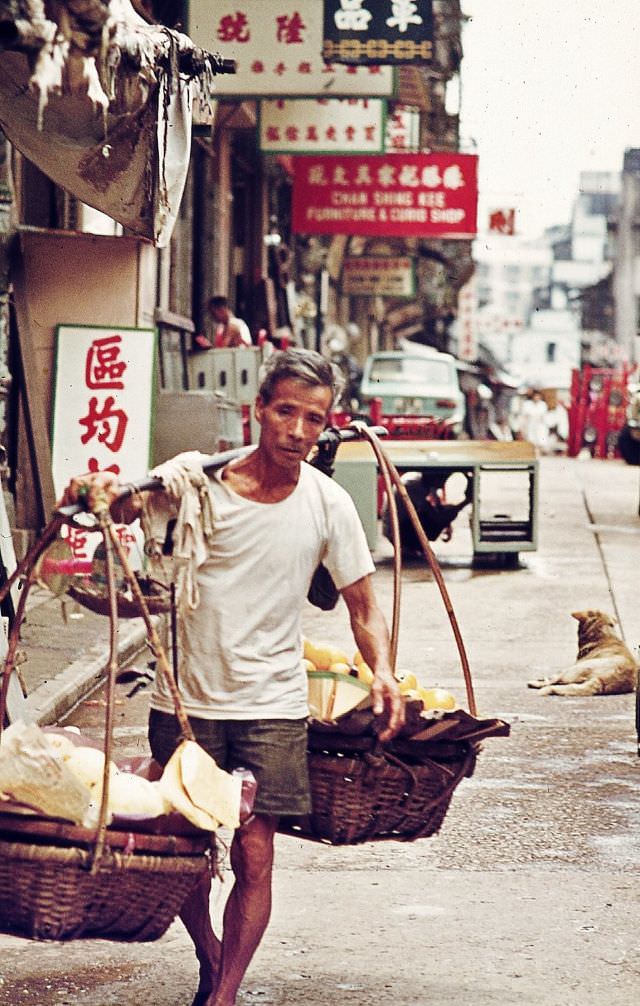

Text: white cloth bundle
xmin=146 ymin=451 xmax=217 ymax=611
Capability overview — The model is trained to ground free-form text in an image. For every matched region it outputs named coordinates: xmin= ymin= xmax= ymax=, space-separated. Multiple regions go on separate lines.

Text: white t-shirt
xmin=214 ymin=315 xmax=252 ymax=347
xmin=151 ymin=461 xmax=375 ymax=720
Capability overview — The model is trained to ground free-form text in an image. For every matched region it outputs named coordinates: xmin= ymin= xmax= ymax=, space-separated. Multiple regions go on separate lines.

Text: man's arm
xmin=341 ymin=575 xmax=404 ymax=743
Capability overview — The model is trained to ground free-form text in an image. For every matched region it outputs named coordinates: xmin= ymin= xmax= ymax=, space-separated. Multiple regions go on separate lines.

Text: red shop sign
xmin=292 ymin=152 xmax=478 ymax=237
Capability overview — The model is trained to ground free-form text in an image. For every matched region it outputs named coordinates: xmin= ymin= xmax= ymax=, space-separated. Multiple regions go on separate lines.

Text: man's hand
xmin=341 ymin=576 xmax=406 ymax=744
xmin=58 ymin=471 xmax=122 ymax=516
xmin=371 ymin=668 xmax=404 ymax=743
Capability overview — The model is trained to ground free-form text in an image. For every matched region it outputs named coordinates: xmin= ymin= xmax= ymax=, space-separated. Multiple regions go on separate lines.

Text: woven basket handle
xmin=0 ymin=517 xmax=66 ymax=730
xmin=349 ymin=424 xmax=477 ymax=717
xmin=0 ymin=506 xmax=194 ymax=869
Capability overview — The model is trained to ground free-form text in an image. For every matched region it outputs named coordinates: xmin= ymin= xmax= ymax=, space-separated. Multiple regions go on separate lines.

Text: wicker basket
xmin=281 ymin=720 xmax=477 ymax=845
xmin=307 ymin=743 xmax=476 ymax=844
xmin=278 ymin=700 xmax=510 ymax=846
xmin=67 ymin=579 xmax=170 ymax=618
xmin=0 ymin=829 xmax=208 ymax=941
xmin=0 ymin=512 xmax=212 ymax=942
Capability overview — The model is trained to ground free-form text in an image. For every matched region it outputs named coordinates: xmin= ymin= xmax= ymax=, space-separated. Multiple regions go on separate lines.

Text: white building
xmin=472 ymin=236 xmax=552 ymax=362
xmin=551 ymin=171 xmax=618 ymax=302
xmin=470 ymin=171 xmax=619 ymax=389
xmin=510 ymin=309 xmax=581 ymax=391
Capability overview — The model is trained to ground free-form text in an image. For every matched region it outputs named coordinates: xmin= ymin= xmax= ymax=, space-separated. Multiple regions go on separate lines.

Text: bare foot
xmin=191 ymin=982 xmax=216 ymax=1006
xmin=191 ymin=964 xmax=219 ymax=1006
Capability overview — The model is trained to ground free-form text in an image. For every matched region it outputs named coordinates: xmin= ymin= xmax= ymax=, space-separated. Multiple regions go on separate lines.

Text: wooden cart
xmin=334 ymin=438 xmax=538 ymax=565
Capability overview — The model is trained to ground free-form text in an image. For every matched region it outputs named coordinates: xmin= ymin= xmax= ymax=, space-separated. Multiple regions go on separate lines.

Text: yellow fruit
xmin=305 ymin=642 xmax=350 ymax=670
xmin=353 ymin=649 xmax=363 ymax=666
xmin=398 ymin=672 xmax=418 ymax=693
xmin=328 ymin=662 xmax=352 ymax=676
xmin=356 ymin=662 xmax=374 ymax=685
xmin=302 ymin=658 xmax=316 ymax=673
xmin=419 ymin=687 xmax=457 ymax=711
xmin=402 ymin=688 xmax=422 ymax=703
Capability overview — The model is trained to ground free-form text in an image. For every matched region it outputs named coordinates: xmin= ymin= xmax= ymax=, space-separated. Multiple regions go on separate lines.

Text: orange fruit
xmin=305 ymin=641 xmax=350 ymax=669
xmin=328 ymin=662 xmax=352 ymax=676
xmin=356 ymin=662 xmax=374 ymax=686
xmin=419 ymin=687 xmax=457 ymax=711
xmin=397 ymin=672 xmax=418 ymax=693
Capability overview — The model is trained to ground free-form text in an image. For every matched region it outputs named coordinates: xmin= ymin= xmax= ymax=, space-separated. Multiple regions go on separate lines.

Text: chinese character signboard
xmin=488 ymin=207 xmax=516 ymax=235
xmin=385 ymin=105 xmax=420 ymax=152
xmin=456 ymin=276 xmax=477 ymax=362
xmin=342 ymin=256 xmax=416 ymax=297
xmin=323 ymin=0 xmax=433 ymax=65
xmin=292 ymin=153 xmax=478 ymax=238
xmin=188 ymin=1 xmax=394 ymax=97
xmin=259 ymin=98 xmax=386 ymax=154
xmin=51 ymin=326 xmax=156 ymax=496
xmin=51 ymin=326 xmax=156 ymax=566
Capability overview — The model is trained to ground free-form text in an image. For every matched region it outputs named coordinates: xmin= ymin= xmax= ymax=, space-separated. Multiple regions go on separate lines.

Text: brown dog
xmin=528 ymin=610 xmax=638 ymax=696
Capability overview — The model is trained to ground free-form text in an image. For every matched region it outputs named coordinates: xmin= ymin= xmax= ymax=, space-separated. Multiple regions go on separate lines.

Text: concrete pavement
xmin=0 ymin=452 xmax=639 ymax=1006
xmin=11 ymin=588 xmax=155 ymax=726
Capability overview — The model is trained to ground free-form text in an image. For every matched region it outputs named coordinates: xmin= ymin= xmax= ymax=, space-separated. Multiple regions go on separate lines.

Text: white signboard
xmin=385 ymin=105 xmax=420 ymax=152
xmin=342 ymin=256 xmax=416 ymax=297
xmin=456 ymin=277 xmax=478 ymax=362
xmin=50 ymin=326 xmax=156 ymax=565
xmin=189 ymin=1 xmax=394 ymax=97
xmin=259 ymin=98 xmax=385 ymax=154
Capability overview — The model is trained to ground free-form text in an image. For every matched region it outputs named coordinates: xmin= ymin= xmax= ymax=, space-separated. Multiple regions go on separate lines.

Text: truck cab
xmin=359 ymin=349 xmax=466 ymax=438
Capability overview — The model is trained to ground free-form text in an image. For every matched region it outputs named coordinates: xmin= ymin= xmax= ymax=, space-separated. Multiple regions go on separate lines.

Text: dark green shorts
xmin=148 ymin=709 xmax=311 ymax=817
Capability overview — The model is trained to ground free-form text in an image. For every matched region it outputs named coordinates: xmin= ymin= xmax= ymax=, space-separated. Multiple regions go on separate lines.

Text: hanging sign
xmin=292 ymin=153 xmax=478 ymax=238
xmin=259 ymin=98 xmax=385 ymax=154
xmin=323 ymin=1 xmax=433 ymax=65
xmin=189 ymin=1 xmax=394 ymax=97
xmin=342 ymin=256 xmax=416 ymax=297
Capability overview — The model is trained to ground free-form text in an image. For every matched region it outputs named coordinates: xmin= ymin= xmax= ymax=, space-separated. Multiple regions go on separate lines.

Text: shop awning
xmin=0 ymin=1 xmax=234 ymax=246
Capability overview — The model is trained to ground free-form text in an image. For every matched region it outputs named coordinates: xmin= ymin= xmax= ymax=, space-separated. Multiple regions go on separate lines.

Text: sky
xmin=459 ymin=1 xmax=640 ymax=240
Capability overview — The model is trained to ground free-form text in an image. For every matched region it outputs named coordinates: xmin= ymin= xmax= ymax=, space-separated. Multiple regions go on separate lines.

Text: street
xmin=0 ymin=454 xmax=639 ymax=1005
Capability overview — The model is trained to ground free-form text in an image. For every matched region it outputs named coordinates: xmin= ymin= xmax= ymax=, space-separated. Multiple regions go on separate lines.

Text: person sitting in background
xmin=194 ymin=296 xmax=252 ymax=350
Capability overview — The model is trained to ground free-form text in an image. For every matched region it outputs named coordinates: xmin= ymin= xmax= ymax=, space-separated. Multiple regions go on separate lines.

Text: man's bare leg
xmin=180 ymin=872 xmax=221 ymax=1006
xmin=208 ymin=813 xmax=279 ymax=1006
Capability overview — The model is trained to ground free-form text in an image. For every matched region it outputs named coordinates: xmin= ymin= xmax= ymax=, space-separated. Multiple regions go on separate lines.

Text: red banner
xmin=292 ymin=153 xmax=478 ymax=237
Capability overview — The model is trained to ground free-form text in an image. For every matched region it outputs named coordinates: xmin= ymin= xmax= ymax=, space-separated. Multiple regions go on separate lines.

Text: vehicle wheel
xmin=617 ymin=425 xmax=640 ymax=465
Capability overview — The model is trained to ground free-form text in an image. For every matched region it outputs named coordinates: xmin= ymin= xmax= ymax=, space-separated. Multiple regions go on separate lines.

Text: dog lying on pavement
xmin=528 ymin=609 xmax=638 ymax=696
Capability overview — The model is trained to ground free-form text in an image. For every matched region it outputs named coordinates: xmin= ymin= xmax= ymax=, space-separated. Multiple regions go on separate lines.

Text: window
xmin=369 ymin=357 xmax=453 ymax=386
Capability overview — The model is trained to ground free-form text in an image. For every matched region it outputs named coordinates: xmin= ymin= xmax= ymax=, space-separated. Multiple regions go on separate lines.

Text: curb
xmin=23 ymin=615 xmax=163 ymax=727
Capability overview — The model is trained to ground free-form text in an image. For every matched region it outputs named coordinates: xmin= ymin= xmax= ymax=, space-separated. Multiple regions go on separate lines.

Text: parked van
xmin=359 ymin=349 xmax=466 ymax=436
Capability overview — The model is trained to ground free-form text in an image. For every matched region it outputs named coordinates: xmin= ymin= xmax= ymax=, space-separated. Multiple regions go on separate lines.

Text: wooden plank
xmin=154 ymin=307 xmax=195 ymax=333
xmin=11 ymin=239 xmax=56 ymax=525
xmin=336 ymin=438 xmax=537 ymax=466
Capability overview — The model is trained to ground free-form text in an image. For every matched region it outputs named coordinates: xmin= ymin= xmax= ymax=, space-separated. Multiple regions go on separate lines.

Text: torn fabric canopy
xmin=0 ymin=1 xmax=233 ymax=246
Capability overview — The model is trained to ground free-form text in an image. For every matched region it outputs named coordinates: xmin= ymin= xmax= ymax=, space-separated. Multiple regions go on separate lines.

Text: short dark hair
xmin=258 ymin=348 xmax=339 ymax=405
xmin=208 ymin=295 xmax=229 ymax=311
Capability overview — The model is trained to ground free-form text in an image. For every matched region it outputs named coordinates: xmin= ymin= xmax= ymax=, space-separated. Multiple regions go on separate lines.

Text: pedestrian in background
xmin=195 ymin=296 xmax=252 ymax=350
xmin=518 ymin=388 xmax=549 ymax=453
